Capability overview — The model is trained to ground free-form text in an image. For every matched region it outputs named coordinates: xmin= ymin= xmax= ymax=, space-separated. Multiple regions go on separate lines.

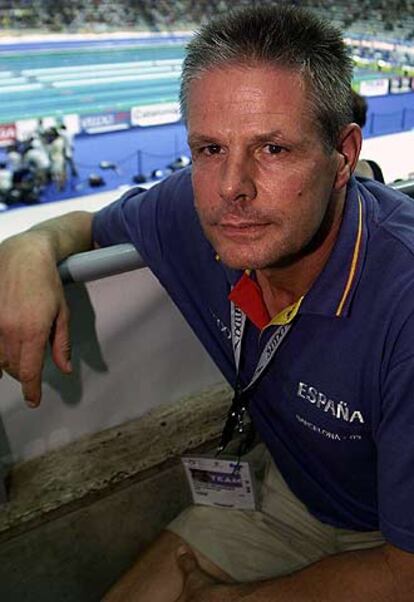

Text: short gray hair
xmin=180 ymin=4 xmax=353 ymax=149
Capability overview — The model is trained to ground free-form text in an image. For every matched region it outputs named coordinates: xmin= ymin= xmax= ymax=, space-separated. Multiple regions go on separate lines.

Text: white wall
xmin=360 ymin=130 xmax=414 ymax=183
xmin=0 ymin=268 xmax=223 ymax=463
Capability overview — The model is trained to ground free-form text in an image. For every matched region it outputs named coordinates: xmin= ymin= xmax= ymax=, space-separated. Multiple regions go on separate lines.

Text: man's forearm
xmin=25 ymin=210 xmax=95 ymax=262
xmin=0 ymin=210 xmax=97 ymax=405
xmin=210 ymin=544 xmax=412 ymax=602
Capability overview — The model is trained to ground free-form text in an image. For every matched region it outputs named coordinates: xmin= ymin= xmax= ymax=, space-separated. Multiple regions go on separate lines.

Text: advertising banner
xmin=131 ymin=102 xmax=181 ymax=127
xmin=0 ymin=123 xmax=17 ymax=146
xmin=15 ymin=114 xmax=79 ymax=141
xmin=80 ymin=111 xmax=130 ymax=134
xmin=359 ymin=78 xmax=390 ymax=97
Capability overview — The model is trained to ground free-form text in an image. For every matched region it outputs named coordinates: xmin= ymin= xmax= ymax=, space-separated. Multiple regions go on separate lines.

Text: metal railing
xmin=390 ymin=178 xmax=414 ymax=198
xmin=58 ymin=243 xmax=145 ymax=284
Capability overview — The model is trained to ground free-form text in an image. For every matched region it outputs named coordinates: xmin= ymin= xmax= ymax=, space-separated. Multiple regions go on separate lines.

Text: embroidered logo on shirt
xmin=210 ymin=309 xmax=231 ymax=340
xmin=297 ymin=381 xmax=365 ymax=425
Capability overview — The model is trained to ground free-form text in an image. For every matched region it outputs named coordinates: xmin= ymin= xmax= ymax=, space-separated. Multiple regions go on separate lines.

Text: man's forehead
xmin=187 ymin=63 xmax=307 ymax=112
xmin=186 ymin=65 xmax=314 ymax=140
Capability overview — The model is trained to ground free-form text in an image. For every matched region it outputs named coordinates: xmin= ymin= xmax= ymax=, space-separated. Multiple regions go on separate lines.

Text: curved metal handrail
xmin=390 ymin=179 xmax=414 ymax=198
xmin=58 ymin=243 xmax=145 ymax=284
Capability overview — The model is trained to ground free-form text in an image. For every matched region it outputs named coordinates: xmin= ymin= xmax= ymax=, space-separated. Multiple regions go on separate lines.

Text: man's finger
xmin=176 ymin=551 xmax=200 ymax=602
xmin=176 ymin=550 xmax=198 ymax=575
xmin=0 ymin=334 xmax=21 ymax=381
xmin=19 ymin=337 xmax=48 ymax=407
xmin=176 ymin=549 xmax=219 ymax=602
xmin=50 ymin=305 xmax=72 ymax=374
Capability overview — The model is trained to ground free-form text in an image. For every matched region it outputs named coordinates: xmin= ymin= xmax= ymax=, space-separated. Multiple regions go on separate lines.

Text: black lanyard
xmin=217 ymin=302 xmax=293 ymax=455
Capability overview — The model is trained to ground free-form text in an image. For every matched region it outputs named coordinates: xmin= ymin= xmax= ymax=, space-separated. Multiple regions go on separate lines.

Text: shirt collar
xmin=300 ymin=177 xmax=367 ymax=318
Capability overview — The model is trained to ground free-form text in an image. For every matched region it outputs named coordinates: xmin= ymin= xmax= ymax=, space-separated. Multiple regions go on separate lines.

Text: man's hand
xmin=176 ymin=549 xmax=235 ymax=602
xmin=0 ymin=233 xmax=72 ymax=406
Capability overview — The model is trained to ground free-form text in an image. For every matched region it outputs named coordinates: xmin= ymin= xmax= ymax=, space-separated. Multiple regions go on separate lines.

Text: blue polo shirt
xmin=93 ymin=167 xmax=414 ymax=553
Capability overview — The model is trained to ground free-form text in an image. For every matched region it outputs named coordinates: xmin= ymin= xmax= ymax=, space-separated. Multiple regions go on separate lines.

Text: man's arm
xmin=179 ymin=543 xmax=414 ymax=602
xmin=0 ymin=211 xmax=94 ymax=406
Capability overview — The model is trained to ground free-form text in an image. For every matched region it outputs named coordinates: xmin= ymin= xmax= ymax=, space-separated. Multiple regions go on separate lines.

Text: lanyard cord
xmin=217 ymin=303 xmax=293 ymax=455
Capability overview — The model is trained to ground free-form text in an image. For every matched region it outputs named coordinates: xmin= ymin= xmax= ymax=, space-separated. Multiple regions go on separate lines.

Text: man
xmin=23 ymin=137 xmax=51 ymax=187
xmin=57 ymin=122 xmax=78 ymax=178
xmin=0 ymin=161 xmax=13 ymax=199
xmin=47 ymin=127 xmax=67 ymax=191
xmin=1 ymin=6 xmax=414 ymax=601
xmin=351 ymin=89 xmax=385 ymax=183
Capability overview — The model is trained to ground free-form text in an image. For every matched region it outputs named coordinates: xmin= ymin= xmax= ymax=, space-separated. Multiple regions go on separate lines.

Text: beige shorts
xmin=168 ymin=445 xmax=384 ymax=582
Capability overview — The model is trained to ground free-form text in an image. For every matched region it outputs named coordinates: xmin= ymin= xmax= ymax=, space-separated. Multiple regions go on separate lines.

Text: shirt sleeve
xmin=376 ymin=309 xmax=414 ymax=552
xmin=92 ymin=167 xmax=194 ymax=270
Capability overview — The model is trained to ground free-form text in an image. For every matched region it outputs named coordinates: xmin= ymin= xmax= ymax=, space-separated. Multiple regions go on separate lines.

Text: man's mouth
xmin=220 ymin=219 xmax=263 ymax=227
xmin=217 ymin=220 xmax=270 ymax=237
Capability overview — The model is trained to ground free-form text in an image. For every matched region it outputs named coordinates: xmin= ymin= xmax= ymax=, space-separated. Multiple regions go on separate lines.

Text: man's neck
xmin=256 ymin=256 xmax=326 ymax=317
xmin=256 ymin=191 xmax=346 ymax=317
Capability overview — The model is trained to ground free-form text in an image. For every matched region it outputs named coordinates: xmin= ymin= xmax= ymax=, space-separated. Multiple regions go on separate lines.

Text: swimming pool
xmin=0 ymin=36 xmax=186 ymax=123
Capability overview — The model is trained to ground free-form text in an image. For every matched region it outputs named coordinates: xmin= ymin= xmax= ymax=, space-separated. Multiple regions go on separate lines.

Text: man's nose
xmin=218 ymin=152 xmax=257 ymax=204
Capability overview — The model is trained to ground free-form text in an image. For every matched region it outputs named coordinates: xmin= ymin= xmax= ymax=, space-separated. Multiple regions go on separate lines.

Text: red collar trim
xmin=228 ymin=273 xmax=270 ymax=330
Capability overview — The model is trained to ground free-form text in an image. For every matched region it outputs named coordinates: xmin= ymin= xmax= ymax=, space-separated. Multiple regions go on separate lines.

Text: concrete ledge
xmin=0 ymin=383 xmax=232 ymax=543
xmin=0 ymin=383 xmax=232 ymax=601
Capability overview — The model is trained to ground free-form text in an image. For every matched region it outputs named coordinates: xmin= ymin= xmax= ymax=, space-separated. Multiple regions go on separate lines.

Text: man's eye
xmin=202 ymin=144 xmax=221 ymax=155
xmin=264 ymin=144 xmax=284 ymax=155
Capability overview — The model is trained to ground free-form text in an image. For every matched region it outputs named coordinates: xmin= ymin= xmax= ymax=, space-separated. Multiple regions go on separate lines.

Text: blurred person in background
xmin=23 ymin=137 xmax=51 ymax=187
xmin=57 ymin=122 xmax=78 ymax=178
xmin=47 ymin=127 xmax=67 ymax=191
xmin=6 ymin=143 xmax=22 ymax=171
xmin=0 ymin=161 xmax=13 ymax=201
xmin=352 ymin=89 xmax=385 ymax=183
xmin=35 ymin=118 xmax=46 ymax=140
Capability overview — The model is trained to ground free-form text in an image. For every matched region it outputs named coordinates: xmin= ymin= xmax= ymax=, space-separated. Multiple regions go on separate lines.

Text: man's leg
xmin=102 ymin=530 xmax=234 ymax=602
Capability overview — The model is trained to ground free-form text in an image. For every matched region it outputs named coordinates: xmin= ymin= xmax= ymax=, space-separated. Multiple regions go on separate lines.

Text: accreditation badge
xmin=181 ymin=455 xmax=257 ymax=510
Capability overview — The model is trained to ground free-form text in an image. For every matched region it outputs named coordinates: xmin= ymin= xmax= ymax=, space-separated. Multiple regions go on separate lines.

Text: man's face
xmin=187 ymin=64 xmax=347 ymax=271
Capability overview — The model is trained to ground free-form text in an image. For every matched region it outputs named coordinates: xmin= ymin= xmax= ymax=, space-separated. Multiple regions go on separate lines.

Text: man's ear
xmin=333 ymin=123 xmax=362 ymax=191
